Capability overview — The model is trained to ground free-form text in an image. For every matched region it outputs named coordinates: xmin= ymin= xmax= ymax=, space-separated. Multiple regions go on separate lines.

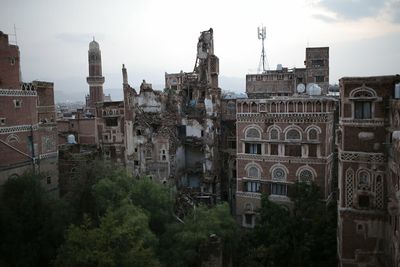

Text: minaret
xmin=86 ymin=38 xmax=104 ymax=111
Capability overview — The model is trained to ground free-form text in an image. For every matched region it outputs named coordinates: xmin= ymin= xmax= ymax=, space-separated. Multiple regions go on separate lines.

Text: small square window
xmin=134 ymin=160 xmax=139 ymax=166
xmin=14 ymin=99 xmax=22 ymax=108
xmin=0 ymin=118 xmax=5 ymax=125
xmin=137 ymin=130 xmax=142 ymax=135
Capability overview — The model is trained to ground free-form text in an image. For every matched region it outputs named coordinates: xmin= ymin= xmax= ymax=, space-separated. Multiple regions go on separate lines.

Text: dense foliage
xmin=235 ymin=182 xmax=337 ymax=267
xmin=0 ymin=162 xmax=238 ymax=267
xmin=0 ymin=163 xmax=336 ymax=267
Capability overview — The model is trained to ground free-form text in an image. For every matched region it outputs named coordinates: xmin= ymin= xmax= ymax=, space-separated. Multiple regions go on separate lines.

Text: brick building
xmin=0 ymin=31 xmax=58 ymax=194
xmin=235 ymin=47 xmax=337 ymax=227
xmin=337 ymin=75 xmax=400 ymax=267
xmin=246 ymin=47 xmax=329 ymax=98
xmin=86 ymin=39 xmax=105 ymax=113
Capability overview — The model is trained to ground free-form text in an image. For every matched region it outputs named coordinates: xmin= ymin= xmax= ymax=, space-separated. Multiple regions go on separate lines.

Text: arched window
xmin=270 ymin=129 xmax=278 ymax=140
xmin=248 ymin=166 xmax=260 ymax=178
xmin=272 ymin=167 xmax=286 ymax=181
xmin=358 ymin=171 xmax=370 ymax=190
xmin=351 ymin=87 xmax=376 ymax=120
xmin=299 ymin=170 xmax=313 ymax=183
xmin=251 ymin=102 xmax=258 ymax=113
xmin=308 ymin=129 xmax=318 ymax=140
xmin=246 ymin=128 xmax=261 ymax=139
xmin=286 ymin=129 xmax=301 ymax=140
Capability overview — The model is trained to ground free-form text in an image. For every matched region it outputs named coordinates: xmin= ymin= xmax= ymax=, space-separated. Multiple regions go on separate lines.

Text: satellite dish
xmin=297 ymin=83 xmax=305 ymax=93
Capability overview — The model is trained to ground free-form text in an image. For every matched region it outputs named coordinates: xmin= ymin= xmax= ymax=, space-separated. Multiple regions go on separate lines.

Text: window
xmin=308 ymin=129 xmax=318 ymax=140
xmin=228 ymin=140 xmax=236 ymax=149
xmin=272 ymin=168 xmax=286 ymax=181
xmin=285 ymin=144 xmax=301 ymax=157
xmin=245 ymin=143 xmax=261 ymax=154
xmin=354 ymin=101 xmax=371 ymax=119
xmin=359 ymin=172 xmax=369 ymax=186
xmin=46 ymin=176 xmax=51 ymax=184
xmin=105 ymin=117 xmax=118 ymax=126
xmin=0 ymin=118 xmax=5 ymax=126
xmin=245 ymin=214 xmax=253 ymax=225
xmin=136 ymin=129 xmax=142 ymax=136
xmin=248 ymin=166 xmax=260 ymax=178
xmin=13 ymin=99 xmax=22 ymax=108
xmin=10 ymin=57 xmax=16 ymax=65
xmin=246 ymin=181 xmax=260 ymax=192
xmin=270 ymin=183 xmax=287 ymax=195
xmin=308 ymin=144 xmax=317 ymax=157
xmin=311 ymin=59 xmax=324 ymax=67
xmin=299 ymin=170 xmax=313 ymax=183
xmin=358 ymin=195 xmax=370 ymax=208
xmin=134 ymin=160 xmax=139 ymax=166
xmin=270 ymin=129 xmax=278 ymax=140
xmin=246 ymin=128 xmax=261 ymax=139
xmin=270 ymin=144 xmax=278 ymax=155
xmin=286 ymin=129 xmax=301 ymax=140
xmin=315 ymin=76 xmax=325 ymax=83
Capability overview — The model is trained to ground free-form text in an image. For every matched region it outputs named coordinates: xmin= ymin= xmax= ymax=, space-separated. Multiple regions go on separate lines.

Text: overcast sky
xmin=1 ymin=0 xmax=399 ymax=102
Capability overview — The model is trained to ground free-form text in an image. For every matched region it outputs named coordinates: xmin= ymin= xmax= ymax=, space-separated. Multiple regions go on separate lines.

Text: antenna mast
xmin=257 ymin=26 xmax=269 ymax=73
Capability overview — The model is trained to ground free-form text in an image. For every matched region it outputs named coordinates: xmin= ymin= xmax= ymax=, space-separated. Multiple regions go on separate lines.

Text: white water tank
xmin=67 ymin=134 xmax=77 ymax=144
xmin=395 ymin=83 xmax=400 ymax=99
xmin=306 ymin=83 xmax=322 ymax=96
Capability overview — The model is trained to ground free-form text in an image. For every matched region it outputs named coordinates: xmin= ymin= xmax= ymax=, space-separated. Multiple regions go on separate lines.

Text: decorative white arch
xmin=6 ymin=133 xmax=20 ymax=144
xmin=296 ymin=165 xmax=317 ymax=182
xmin=269 ymin=163 xmax=289 ymax=181
xmin=284 ymin=125 xmax=303 ymax=140
xmin=349 ymin=85 xmax=377 ymax=98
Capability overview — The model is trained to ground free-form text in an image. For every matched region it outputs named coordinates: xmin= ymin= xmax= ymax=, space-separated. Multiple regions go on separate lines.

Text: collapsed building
xmin=121 ymin=28 xmax=222 ymax=204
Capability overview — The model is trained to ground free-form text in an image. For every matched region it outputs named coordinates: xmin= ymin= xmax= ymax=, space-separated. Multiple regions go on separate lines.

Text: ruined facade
xmin=122 ymin=29 xmax=222 ymax=204
xmin=0 ymin=31 xmax=58 ymax=194
xmin=96 ymin=100 xmax=125 ymax=163
xmin=235 ymin=47 xmax=336 ymax=227
xmin=337 ymin=75 xmax=400 ymax=267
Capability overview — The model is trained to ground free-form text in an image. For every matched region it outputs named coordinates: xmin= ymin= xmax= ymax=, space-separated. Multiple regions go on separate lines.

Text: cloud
xmin=383 ymin=0 xmax=400 ymax=24
xmin=317 ymin=0 xmax=385 ymax=20
xmin=312 ymin=14 xmax=338 ymax=23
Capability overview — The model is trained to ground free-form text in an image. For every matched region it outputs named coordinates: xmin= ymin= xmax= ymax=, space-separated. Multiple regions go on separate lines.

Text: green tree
xmin=0 ymin=173 xmax=73 ymax=267
xmin=55 ymin=202 xmax=159 ymax=267
xmin=65 ymin=161 xmax=128 ymax=224
xmin=128 ymin=177 xmax=175 ymax=235
xmin=237 ymin=182 xmax=337 ymax=267
xmin=160 ymin=202 xmax=238 ymax=267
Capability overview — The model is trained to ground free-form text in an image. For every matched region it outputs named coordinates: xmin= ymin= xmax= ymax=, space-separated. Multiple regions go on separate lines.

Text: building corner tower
xmin=86 ymin=38 xmax=104 ymax=112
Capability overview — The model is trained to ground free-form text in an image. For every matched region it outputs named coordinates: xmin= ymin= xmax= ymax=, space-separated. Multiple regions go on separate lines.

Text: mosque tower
xmin=86 ymin=38 xmax=104 ymax=111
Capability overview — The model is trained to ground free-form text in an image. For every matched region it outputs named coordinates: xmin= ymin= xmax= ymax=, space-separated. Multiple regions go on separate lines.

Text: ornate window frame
xmin=270 ymin=163 xmax=288 ymax=182
xmin=244 ymin=125 xmax=262 ymax=140
xmin=349 ymin=85 xmax=378 ymax=120
xmin=245 ymin=162 xmax=263 ymax=179
xmin=305 ymin=125 xmax=321 ymax=141
xmin=296 ymin=166 xmax=316 ymax=183
xmin=284 ymin=126 xmax=302 ymax=141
